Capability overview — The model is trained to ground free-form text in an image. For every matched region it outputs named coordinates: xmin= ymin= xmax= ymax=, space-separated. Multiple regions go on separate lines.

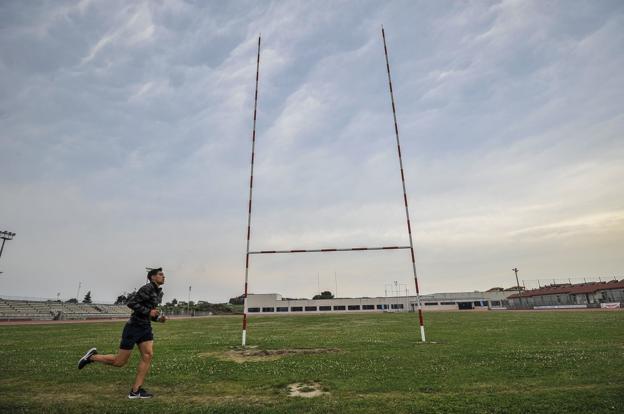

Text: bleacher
xmin=0 ymin=298 xmax=131 ymax=321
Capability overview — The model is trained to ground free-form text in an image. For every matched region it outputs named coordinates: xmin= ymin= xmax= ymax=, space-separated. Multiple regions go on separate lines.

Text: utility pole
xmin=334 ymin=272 xmax=338 ymax=298
xmin=76 ymin=281 xmax=82 ymax=301
xmin=317 ymin=272 xmax=320 ymax=296
xmin=188 ymin=285 xmax=192 ymax=316
xmin=512 ymin=268 xmax=522 ymax=307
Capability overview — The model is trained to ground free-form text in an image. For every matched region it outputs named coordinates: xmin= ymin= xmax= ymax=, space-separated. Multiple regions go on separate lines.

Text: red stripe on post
xmin=418 ymin=309 xmax=424 ymax=325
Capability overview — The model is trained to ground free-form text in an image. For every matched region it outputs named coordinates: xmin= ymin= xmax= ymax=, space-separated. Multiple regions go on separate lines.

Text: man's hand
xmin=158 ymin=315 xmax=167 ymax=323
xmin=149 ymin=309 xmax=159 ymax=318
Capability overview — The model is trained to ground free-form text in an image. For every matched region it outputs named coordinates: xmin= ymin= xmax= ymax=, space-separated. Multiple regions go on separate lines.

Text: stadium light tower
xmin=0 ymin=231 xmax=16 ymax=261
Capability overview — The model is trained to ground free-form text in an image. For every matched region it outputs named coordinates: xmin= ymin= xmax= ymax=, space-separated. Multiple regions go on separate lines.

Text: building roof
xmin=507 ymin=280 xmax=624 ymax=299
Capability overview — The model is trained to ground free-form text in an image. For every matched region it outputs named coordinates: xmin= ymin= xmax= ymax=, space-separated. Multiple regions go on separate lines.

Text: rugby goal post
xmin=241 ymin=28 xmax=426 ymax=347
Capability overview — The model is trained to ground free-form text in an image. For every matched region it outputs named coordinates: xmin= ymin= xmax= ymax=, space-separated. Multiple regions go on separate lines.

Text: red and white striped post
xmin=242 ymin=35 xmax=261 ymax=347
xmin=381 ymin=26 xmax=426 ymax=342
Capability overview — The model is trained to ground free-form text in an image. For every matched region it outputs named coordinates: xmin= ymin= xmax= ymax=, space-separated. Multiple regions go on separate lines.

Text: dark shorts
xmin=119 ymin=321 xmax=153 ymax=350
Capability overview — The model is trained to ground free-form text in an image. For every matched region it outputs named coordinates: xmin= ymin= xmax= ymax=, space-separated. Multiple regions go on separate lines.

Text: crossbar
xmin=249 ymin=246 xmax=411 ymax=254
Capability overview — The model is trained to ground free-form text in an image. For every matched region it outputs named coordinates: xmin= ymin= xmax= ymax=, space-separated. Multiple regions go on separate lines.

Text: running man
xmin=77 ymin=267 xmax=166 ymax=399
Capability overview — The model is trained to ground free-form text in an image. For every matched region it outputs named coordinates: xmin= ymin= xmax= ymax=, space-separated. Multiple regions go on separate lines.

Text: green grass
xmin=1 ymin=311 xmax=623 ymax=413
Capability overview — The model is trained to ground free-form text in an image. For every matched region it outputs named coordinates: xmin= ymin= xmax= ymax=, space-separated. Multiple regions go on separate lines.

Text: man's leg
xmin=91 ymin=349 xmax=132 ymax=367
xmin=132 ymin=340 xmax=154 ymax=392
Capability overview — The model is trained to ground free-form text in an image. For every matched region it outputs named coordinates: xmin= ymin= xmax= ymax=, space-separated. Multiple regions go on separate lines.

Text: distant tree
xmin=313 ymin=291 xmax=334 ymax=300
xmin=65 ymin=298 xmax=78 ymax=304
xmin=229 ymin=295 xmax=245 ymax=305
xmin=114 ymin=294 xmax=128 ymax=305
xmin=82 ymin=291 xmax=92 ymax=304
xmin=171 ymin=298 xmax=178 ymax=306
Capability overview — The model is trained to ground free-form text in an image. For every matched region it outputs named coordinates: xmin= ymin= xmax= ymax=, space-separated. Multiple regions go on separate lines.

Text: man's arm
xmin=127 ymin=286 xmax=152 ymax=316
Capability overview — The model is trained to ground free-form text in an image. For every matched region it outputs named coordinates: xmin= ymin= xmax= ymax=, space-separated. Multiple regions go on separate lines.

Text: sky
xmin=1 ymin=0 xmax=623 ymax=304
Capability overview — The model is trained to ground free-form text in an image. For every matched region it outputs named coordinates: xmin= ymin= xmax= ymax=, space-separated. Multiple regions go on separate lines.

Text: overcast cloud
xmin=1 ymin=0 xmax=623 ymax=303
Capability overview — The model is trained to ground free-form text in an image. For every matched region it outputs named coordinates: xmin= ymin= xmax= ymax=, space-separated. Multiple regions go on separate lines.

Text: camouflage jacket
xmin=127 ymin=281 xmax=163 ymax=325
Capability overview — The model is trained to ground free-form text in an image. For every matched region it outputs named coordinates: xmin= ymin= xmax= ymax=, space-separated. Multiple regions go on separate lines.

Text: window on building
xmin=262 ymin=307 xmax=275 ymax=312
xmin=276 ymin=307 xmax=289 ymax=312
xmin=333 ymin=305 xmax=346 ymax=311
xmin=440 ymin=302 xmax=455 ymax=305
xmin=305 ymin=306 xmax=317 ymax=311
xmin=290 ymin=306 xmax=303 ymax=312
xmin=377 ymin=304 xmax=386 ymax=310
xmin=319 ymin=306 xmax=331 ymax=311
xmin=425 ymin=302 xmax=439 ymax=306
xmin=347 ymin=305 xmax=361 ymax=310
xmin=491 ymin=301 xmax=501 ymax=307
xmin=248 ymin=307 xmax=260 ymax=313
xmin=362 ymin=304 xmax=375 ymax=310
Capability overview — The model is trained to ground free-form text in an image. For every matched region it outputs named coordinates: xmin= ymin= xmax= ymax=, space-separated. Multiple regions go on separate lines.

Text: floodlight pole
xmin=381 ymin=27 xmax=426 ymax=342
xmin=242 ymin=35 xmax=261 ymax=347
xmin=0 ymin=231 xmax=16 ymax=261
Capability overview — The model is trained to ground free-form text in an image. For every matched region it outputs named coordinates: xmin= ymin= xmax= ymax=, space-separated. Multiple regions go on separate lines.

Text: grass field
xmin=1 ymin=311 xmax=623 ymax=413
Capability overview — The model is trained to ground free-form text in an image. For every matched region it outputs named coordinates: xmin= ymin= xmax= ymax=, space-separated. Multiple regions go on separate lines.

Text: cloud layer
xmin=1 ymin=0 xmax=623 ymax=302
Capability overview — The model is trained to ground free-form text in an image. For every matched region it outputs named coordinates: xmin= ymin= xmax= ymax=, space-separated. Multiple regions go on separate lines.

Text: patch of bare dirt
xmin=199 ymin=346 xmax=340 ymax=363
xmin=287 ymin=382 xmax=329 ymax=398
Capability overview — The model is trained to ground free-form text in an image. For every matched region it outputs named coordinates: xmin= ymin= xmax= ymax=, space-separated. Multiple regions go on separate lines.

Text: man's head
xmin=147 ymin=267 xmax=166 ymax=286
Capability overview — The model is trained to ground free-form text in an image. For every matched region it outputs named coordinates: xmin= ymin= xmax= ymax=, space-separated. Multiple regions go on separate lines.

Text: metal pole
xmin=381 ymin=26 xmax=425 ymax=342
xmin=242 ymin=35 xmax=261 ymax=347
xmin=188 ymin=285 xmax=191 ymax=315
xmin=0 ymin=232 xmax=15 ymax=262
xmin=512 ymin=268 xmax=522 ymax=307
xmin=317 ymin=272 xmax=320 ymax=296
xmin=385 ymin=287 xmax=388 ymax=311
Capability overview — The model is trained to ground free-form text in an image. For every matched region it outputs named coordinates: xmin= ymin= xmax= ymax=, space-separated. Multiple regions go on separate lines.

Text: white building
xmin=245 ymin=291 xmax=510 ymax=315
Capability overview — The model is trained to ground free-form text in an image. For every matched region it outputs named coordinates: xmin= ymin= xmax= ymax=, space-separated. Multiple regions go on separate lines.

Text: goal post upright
xmin=242 ymin=34 xmax=261 ymax=347
xmin=381 ymin=26 xmax=426 ymax=342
